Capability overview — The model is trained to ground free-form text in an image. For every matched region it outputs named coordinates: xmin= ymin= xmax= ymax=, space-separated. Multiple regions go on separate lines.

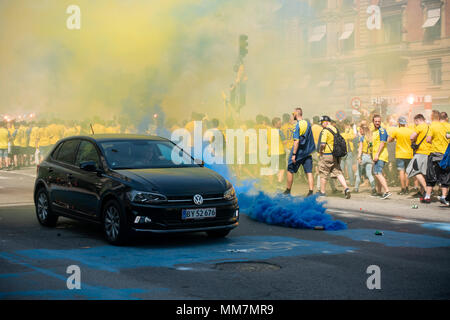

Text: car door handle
xmin=48 ymin=168 xmax=54 ymax=173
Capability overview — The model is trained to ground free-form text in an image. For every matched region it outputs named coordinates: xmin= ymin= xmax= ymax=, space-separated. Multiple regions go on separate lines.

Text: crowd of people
xmin=1 ymin=107 xmax=449 ymax=205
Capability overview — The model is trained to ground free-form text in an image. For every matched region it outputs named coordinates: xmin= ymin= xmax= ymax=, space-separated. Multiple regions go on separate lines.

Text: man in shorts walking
xmin=317 ymin=115 xmax=351 ymax=199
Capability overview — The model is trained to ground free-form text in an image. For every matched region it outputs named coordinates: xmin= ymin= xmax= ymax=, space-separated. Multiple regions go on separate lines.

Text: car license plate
xmin=182 ymin=208 xmax=216 ymax=220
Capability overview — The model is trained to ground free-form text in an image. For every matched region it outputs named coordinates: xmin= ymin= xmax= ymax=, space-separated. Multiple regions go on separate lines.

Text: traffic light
xmin=239 ymin=34 xmax=248 ymax=58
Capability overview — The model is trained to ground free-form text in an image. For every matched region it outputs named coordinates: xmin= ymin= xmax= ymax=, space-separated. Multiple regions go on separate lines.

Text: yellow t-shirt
xmin=64 ymin=126 xmax=79 ymax=138
xmin=428 ymin=121 xmax=449 ymax=154
xmin=280 ymin=122 xmax=295 ymax=151
xmin=311 ymin=124 xmax=322 ymax=146
xmin=92 ymin=123 xmax=107 ymax=134
xmin=372 ymin=127 xmax=389 ymax=163
xmin=8 ymin=125 xmax=15 ymax=144
xmin=320 ymin=125 xmax=337 ymax=154
xmin=0 ymin=128 xmax=9 ymax=149
xmin=414 ymin=123 xmax=431 ymax=155
xmin=359 ymin=135 xmax=372 ymax=154
xmin=267 ymin=128 xmax=285 ymax=156
xmin=38 ymin=127 xmax=51 ymax=147
xmin=47 ymin=124 xmax=63 ymax=145
xmin=14 ymin=125 xmax=28 ymax=147
xmin=390 ymin=126 xmax=414 ymax=159
xmin=28 ymin=127 xmax=39 ymax=148
xmin=341 ymin=127 xmax=355 ymax=152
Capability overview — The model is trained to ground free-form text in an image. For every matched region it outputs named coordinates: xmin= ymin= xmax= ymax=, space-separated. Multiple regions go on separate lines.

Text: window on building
xmin=309 ymin=25 xmax=327 ymax=57
xmin=423 ymin=8 xmax=441 ymax=42
xmin=428 ymin=59 xmax=442 ymax=85
xmin=340 ymin=23 xmax=355 ymax=53
xmin=383 ymin=15 xmax=402 ymax=44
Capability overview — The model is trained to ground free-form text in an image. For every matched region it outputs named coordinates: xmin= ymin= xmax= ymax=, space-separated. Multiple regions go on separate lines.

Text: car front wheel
xmin=35 ymin=188 xmax=58 ymax=227
xmin=102 ymin=199 xmax=129 ymax=245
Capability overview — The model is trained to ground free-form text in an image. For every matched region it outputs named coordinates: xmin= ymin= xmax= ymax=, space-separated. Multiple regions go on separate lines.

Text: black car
xmin=34 ymin=134 xmax=239 ymax=245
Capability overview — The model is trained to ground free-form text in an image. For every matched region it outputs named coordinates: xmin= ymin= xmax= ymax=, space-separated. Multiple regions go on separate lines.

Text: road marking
xmin=0 ymin=202 xmax=34 ymax=208
xmin=0 ymin=170 xmax=36 ymax=178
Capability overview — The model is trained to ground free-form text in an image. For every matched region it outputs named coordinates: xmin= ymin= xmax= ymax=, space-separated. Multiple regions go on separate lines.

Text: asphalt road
xmin=1 ymin=167 xmax=450 ymax=300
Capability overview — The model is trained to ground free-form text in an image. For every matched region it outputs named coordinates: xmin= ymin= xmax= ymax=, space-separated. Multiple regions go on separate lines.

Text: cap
xmin=398 ymin=116 xmax=407 ymax=125
xmin=320 ymin=115 xmax=332 ymax=123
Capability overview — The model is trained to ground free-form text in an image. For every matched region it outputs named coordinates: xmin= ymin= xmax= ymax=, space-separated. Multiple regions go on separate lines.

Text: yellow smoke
xmin=0 ymin=0 xmax=298 ymax=122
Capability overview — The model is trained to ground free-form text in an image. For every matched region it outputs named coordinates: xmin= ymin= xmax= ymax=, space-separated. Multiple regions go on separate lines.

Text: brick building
xmin=292 ymin=0 xmax=450 ymax=120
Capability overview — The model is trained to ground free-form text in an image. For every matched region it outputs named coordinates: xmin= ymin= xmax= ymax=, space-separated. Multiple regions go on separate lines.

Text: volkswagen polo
xmin=34 ymin=135 xmax=239 ymax=245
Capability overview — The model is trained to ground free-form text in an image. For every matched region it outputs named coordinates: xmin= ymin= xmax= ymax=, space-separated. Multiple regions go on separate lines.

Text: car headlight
xmin=126 ymin=190 xmax=167 ymax=204
xmin=224 ymin=187 xmax=236 ymax=200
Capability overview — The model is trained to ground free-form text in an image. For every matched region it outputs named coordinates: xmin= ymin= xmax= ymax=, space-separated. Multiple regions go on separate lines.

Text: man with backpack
xmin=317 ymin=115 xmax=351 ymax=199
xmin=372 ymin=114 xmax=392 ymax=199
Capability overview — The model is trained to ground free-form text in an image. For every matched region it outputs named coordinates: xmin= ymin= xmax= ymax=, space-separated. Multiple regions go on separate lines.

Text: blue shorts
xmin=0 ymin=149 xmax=7 ymax=158
xmin=396 ymin=158 xmax=411 ymax=171
xmin=373 ymin=160 xmax=386 ymax=175
xmin=288 ymin=155 xmax=313 ymax=174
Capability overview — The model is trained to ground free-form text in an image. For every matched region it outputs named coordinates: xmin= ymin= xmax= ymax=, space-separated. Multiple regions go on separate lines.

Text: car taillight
xmin=36 ymin=164 xmax=40 ymax=175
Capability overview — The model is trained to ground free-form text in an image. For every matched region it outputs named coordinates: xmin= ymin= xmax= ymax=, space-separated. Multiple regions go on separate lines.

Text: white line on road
xmin=0 ymin=202 xmax=34 ymax=208
xmin=0 ymin=170 xmax=36 ymax=178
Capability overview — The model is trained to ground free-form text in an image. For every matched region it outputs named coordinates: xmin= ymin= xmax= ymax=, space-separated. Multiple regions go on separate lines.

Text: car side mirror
xmin=80 ymin=161 xmax=98 ymax=172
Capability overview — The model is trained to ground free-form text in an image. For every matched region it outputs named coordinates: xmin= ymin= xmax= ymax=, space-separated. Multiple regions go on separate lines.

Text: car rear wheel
xmin=206 ymin=229 xmax=231 ymax=238
xmin=35 ymin=188 xmax=58 ymax=227
xmin=102 ymin=199 xmax=129 ymax=245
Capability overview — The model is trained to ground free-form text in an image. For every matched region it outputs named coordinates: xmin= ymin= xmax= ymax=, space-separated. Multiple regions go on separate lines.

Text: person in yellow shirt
xmin=28 ymin=122 xmax=40 ymax=165
xmin=284 ymin=108 xmax=316 ymax=197
xmin=268 ymin=117 xmax=286 ymax=186
xmin=355 ymin=125 xmax=376 ymax=195
xmin=47 ymin=121 xmax=64 ymax=146
xmin=311 ymin=116 xmax=326 ymax=192
xmin=406 ymin=113 xmax=431 ymax=201
xmin=92 ymin=122 xmax=107 ymax=135
xmin=38 ymin=121 xmax=52 ymax=161
xmin=340 ymin=119 xmax=356 ymax=186
xmin=15 ymin=122 xmax=29 ymax=167
xmin=317 ymin=115 xmax=350 ymax=198
xmin=0 ymin=121 xmax=11 ymax=169
xmin=423 ymin=110 xmax=450 ymax=204
xmin=63 ymin=120 xmax=81 ymax=138
xmin=388 ymin=116 xmax=414 ymax=195
xmin=371 ymin=114 xmax=391 ymax=199
xmin=280 ymin=113 xmax=296 ymax=154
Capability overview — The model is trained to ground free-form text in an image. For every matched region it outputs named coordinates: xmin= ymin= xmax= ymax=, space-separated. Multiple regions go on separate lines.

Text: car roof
xmin=62 ymin=134 xmax=169 ymax=143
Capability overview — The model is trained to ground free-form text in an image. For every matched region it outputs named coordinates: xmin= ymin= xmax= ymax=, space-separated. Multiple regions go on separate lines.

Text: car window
xmin=55 ymin=140 xmax=80 ymax=165
xmin=75 ymin=141 xmax=100 ymax=167
xmin=99 ymin=140 xmax=197 ymax=169
xmin=51 ymin=142 xmax=63 ymax=159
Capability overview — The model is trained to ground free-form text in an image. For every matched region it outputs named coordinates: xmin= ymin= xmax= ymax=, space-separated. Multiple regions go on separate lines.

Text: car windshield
xmin=99 ymin=140 xmax=198 ymax=170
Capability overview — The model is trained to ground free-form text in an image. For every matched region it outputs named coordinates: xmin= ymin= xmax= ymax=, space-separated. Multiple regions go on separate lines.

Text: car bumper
xmin=125 ymin=199 xmax=239 ymax=233
xmin=132 ymin=221 xmax=239 ymax=234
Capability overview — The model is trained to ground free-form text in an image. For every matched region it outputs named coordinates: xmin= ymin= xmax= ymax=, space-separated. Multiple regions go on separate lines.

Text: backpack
xmin=324 ymin=127 xmax=347 ymax=158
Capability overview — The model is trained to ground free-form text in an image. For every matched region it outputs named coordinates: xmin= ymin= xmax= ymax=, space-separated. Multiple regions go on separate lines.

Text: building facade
xmin=296 ymin=0 xmax=450 ymax=120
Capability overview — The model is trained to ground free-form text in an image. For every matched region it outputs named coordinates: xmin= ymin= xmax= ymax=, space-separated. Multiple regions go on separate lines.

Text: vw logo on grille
xmin=193 ymin=194 xmax=203 ymax=205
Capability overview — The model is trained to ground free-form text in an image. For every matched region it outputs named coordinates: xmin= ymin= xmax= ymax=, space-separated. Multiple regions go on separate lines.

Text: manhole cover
xmin=215 ymin=261 xmax=281 ymax=272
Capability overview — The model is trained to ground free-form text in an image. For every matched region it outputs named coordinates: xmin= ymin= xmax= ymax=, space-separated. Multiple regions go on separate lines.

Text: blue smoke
xmin=205 ymin=163 xmax=347 ymax=231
